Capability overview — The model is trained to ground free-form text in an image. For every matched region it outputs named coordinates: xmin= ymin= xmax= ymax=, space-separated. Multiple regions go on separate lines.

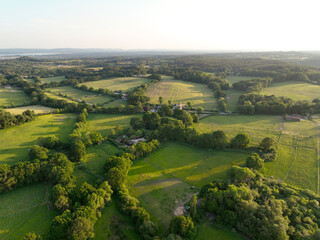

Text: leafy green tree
xmin=159 ymin=96 xmax=164 ymax=105
xmin=23 ymin=233 xmax=42 ymax=240
xmin=68 ymin=217 xmax=94 ymax=240
xmin=29 ymin=145 xmax=49 ymax=161
xmin=197 ymin=107 xmax=204 ymax=114
xmin=130 ymin=117 xmax=144 ymax=130
xmin=259 ymin=137 xmax=274 ymax=151
xmin=231 ymin=133 xmax=251 ymax=149
xmin=89 ymin=131 xmax=103 ymax=145
xmin=169 ymin=215 xmax=195 ymax=239
xmin=70 ymin=140 xmax=86 ymax=162
xmin=139 ymin=220 xmax=158 ymax=240
xmin=189 ymin=194 xmax=197 ymax=219
xmin=246 ymin=153 xmax=264 ymax=170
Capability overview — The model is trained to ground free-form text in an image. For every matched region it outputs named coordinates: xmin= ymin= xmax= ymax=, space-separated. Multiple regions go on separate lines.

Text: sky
xmin=0 ymin=0 xmax=320 ymax=51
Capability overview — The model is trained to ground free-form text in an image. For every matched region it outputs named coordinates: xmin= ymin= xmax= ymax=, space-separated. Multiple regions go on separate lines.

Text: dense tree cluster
xmin=238 ymin=93 xmax=320 ymax=115
xmin=0 ymin=109 xmax=36 ymax=129
xmin=233 ymin=77 xmax=272 ymax=92
xmin=200 ymin=166 xmax=320 ymax=239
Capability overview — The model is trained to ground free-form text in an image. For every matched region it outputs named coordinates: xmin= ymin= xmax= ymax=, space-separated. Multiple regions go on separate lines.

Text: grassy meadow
xmin=0 ymin=88 xmax=31 ymax=107
xmin=145 ymin=77 xmax=217 ymax=110
xmin=47 ymin=86 xmax=113 ymax=104
xmin=5 ymin=105 xmax=55 ymax=114
xmin=0 ymin=183 xmax=57 ymax=240
xmin=224 ymin=89 xmax=244 ymax=112
xmin=0 ymin=114 xmax=76 ymax=165
xmin=128 ymin=142 xmax=249 ymax=233
xmin=82 ymin=77 xmax=151 ymax=92
xmin=260 ymin=81 xmax=320 ymax=101
xmin=86 ymin=114 xmax=137 ymax=137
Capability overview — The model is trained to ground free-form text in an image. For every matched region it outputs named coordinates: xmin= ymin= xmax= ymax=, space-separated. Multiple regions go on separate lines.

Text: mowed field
xmin=0 ymin=114 xmax=76 ymax=165
xmin=145 ymin=77 xmax=217 ymax=110
xmin=41 ymin=76 xmax=66 ymax=83
xmin=47 ymin=86 xmax=113 ymax=105
xmin=196 ymin=114 xmax=320 ymax=193
xmin=0 ymin=183 xmax=57 ymax=239
xmin=5 ymin=105 xmax=55 ymax=114
xmin=128 ymin=142 xmax=248 ymax=233
xmin=82 ymin=77 xmax=151 ymax=92
xmin=260 ymin=81 xmax=320 ymax=101
xmin=224 ymin=89 xmax=244 ymax=112
xmin=86 ymin=114 xmax=137 ymax=137
xmin=0 ymin=88 xmax=31 ymax=107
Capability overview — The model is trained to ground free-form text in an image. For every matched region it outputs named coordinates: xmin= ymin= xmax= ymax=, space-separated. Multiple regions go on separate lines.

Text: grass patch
xmin=0 ymin=183 xmax=57 ymax=240
xmin=82 ymin=77 xmax=151 ymax=92
xmin=145 ymin=77 xmax=217 ymax=110
xmin=128 ymin=142 xmax=249 ymax=234
xmin=224 ymin=89 xmax=244 ymax=112
xmin=86 ymin=114 xmax=137 ymax=137
xmin=260 ymin=81 xmax=320 ymax=101
xmin=196 ymin=223 xmax=243 ymax=240
xmin=0 ymin=114 xmax=76 ymax=165
xmin=5 ymin=105 xmax=55 ymax=114
xmin=0 ymin=88 xmax=31 ymax=107
xmin=47 ymin=86 xmax=113 ymax=105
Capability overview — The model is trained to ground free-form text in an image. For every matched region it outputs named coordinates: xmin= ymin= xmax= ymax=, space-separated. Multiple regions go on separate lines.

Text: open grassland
xmin=82 ymin=77 xmax=151 ymax=92
xmin=260 ymin=81 xmax=320 ymax=101
xmin=197 ymin=223 xmax=243 ymax=240
xmin=196 ymin=115 xmax=320 ymax=192
xmin=145 ymin=77 xmax=217 ymax=110
xmin=264 ymin=119 xmax=319 ymax=192
xmin=5 ymin=105 xmax=55 ymax=114
xmin=41 ymin=76 xmax=66 ymax=83
xmin=87 ymin=114 xmax=137 ymax=137
xmin=47 ymin=86 xmax=113 ymax=105
xmin=103 ymin=99 xmax=127 ymax=108
xmin=0 ymin=88 xmax=31 ymax=107
xmin=128 ymin=142 xmax=248 ymax=233
xmin=196 ymin=115 xmax=282 ymax=146
xmin=0 ymin=183 xmax=57 ymax=240
xmin=224 ymin=89 xmax=244 ymax=112
xmin=93 ymin=199 xmax=141 ymax=240
xmin=0 ymin=114 xmax=76 ymax=165
xmin=226 ymin=75 xmax=258 ymax=84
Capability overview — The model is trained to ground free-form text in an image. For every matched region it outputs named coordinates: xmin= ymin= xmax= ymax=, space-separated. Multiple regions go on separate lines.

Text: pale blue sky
xmin=1 ymin=0 xmax=319 ymax=51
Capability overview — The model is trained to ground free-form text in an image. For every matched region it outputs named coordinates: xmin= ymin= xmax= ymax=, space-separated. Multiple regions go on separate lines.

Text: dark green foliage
xmin=169 ymin=215 xmax=195 ymax=239
xmin=201 ymin=167 xmax=320 ymax=239
xmin=37 ymin=136 xmax=62 ymax=149
xmin=259 ymin=137 xmax=274 ymax=151
xmin=231 ymin=133 xmax=251 ymax=149
xmin=189 ymin=194 xmax=197 ymax=219
xmin=130 ymin=139 xmax=160 ymax=158
xmin=23 ymin=232 xmax=42 ymax=240
xmin=148 ymin=74 xmax=161 ymax=81
xmin=245 ymin=153 xmax=264 ymax=170
xmin=29 ymin=145 xmax=49 ymax=161
xmin=0 ymin=109 xmax=35 ymax=129
xmin=130 ymin=117 xmax=144 ymax=130
xmin=68 ymin=217 xmax=94 ymax=240
xmin=70 ymin=140 xmax=86 ymax=162
xmin=143 ymin=112 xmax=161 ymax=129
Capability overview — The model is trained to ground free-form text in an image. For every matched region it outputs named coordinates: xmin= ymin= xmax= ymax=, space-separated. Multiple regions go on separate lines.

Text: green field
xmin=224 ymin=89 xmax=244 ymax=112
xmin=47 ymin=86 xmax=113 ymax=105
xmin=196 ymin=115 xmax=282 ymax=146
xmin=82 ymin=77 xmax=151 ymax=92
xmin=226 ymin=76 xmax=258 ymax=84
xmin=145 ymin=77 xmax=217 ymax=110
xmin=197 ymin=223 xmax=243 ymax=240
xmin=0 ymin=88 xmax=31 ymax=107
xmin=5 ymin=105 xmax=55 ymax=114
xmin=0 ymin=114 xmax=76 ymax=165
xmin=0 ymin=183 xmax=57 ymax=239
xmin=260 ymin=81 xmax=320 ymax=101
xmin=87 ymin=113 xmax=137 ymax=137
xmin=128 ymin=142 xmax=248 ymax=233
xmin=41 ymin=76 xmax=66 ymax=83
xmin=196 ymin=115 xmax=320 ymax=192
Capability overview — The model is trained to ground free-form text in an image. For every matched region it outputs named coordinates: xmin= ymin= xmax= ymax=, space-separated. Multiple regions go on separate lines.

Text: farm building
xmin=285 ymin=115 xmax=301 ymax=122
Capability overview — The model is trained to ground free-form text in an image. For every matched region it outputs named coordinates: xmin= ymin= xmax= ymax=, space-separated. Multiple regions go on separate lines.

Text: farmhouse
xmin=285 ymin=115 xmax=301 ymax=122
xmin=128 ymin=137 xmax=147 ymax=146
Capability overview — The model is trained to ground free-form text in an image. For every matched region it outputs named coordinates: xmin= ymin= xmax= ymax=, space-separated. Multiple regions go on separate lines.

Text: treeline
xmin=233 ymin=77 xmax=273 ymax=92
xmin=104 ymin=140 xmax=160 ymax=240
xmin=0 ymin=109 xmax=36 ymax=129
xmin=200 ymin=166 xmax=320 ymax=239
xmin=238 ymin=93 xmax=320 ymax=115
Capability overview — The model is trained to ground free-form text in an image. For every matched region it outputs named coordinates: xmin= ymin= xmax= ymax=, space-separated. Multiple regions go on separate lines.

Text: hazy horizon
xmin=1 ymin=0 xmax=320 ymax=51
